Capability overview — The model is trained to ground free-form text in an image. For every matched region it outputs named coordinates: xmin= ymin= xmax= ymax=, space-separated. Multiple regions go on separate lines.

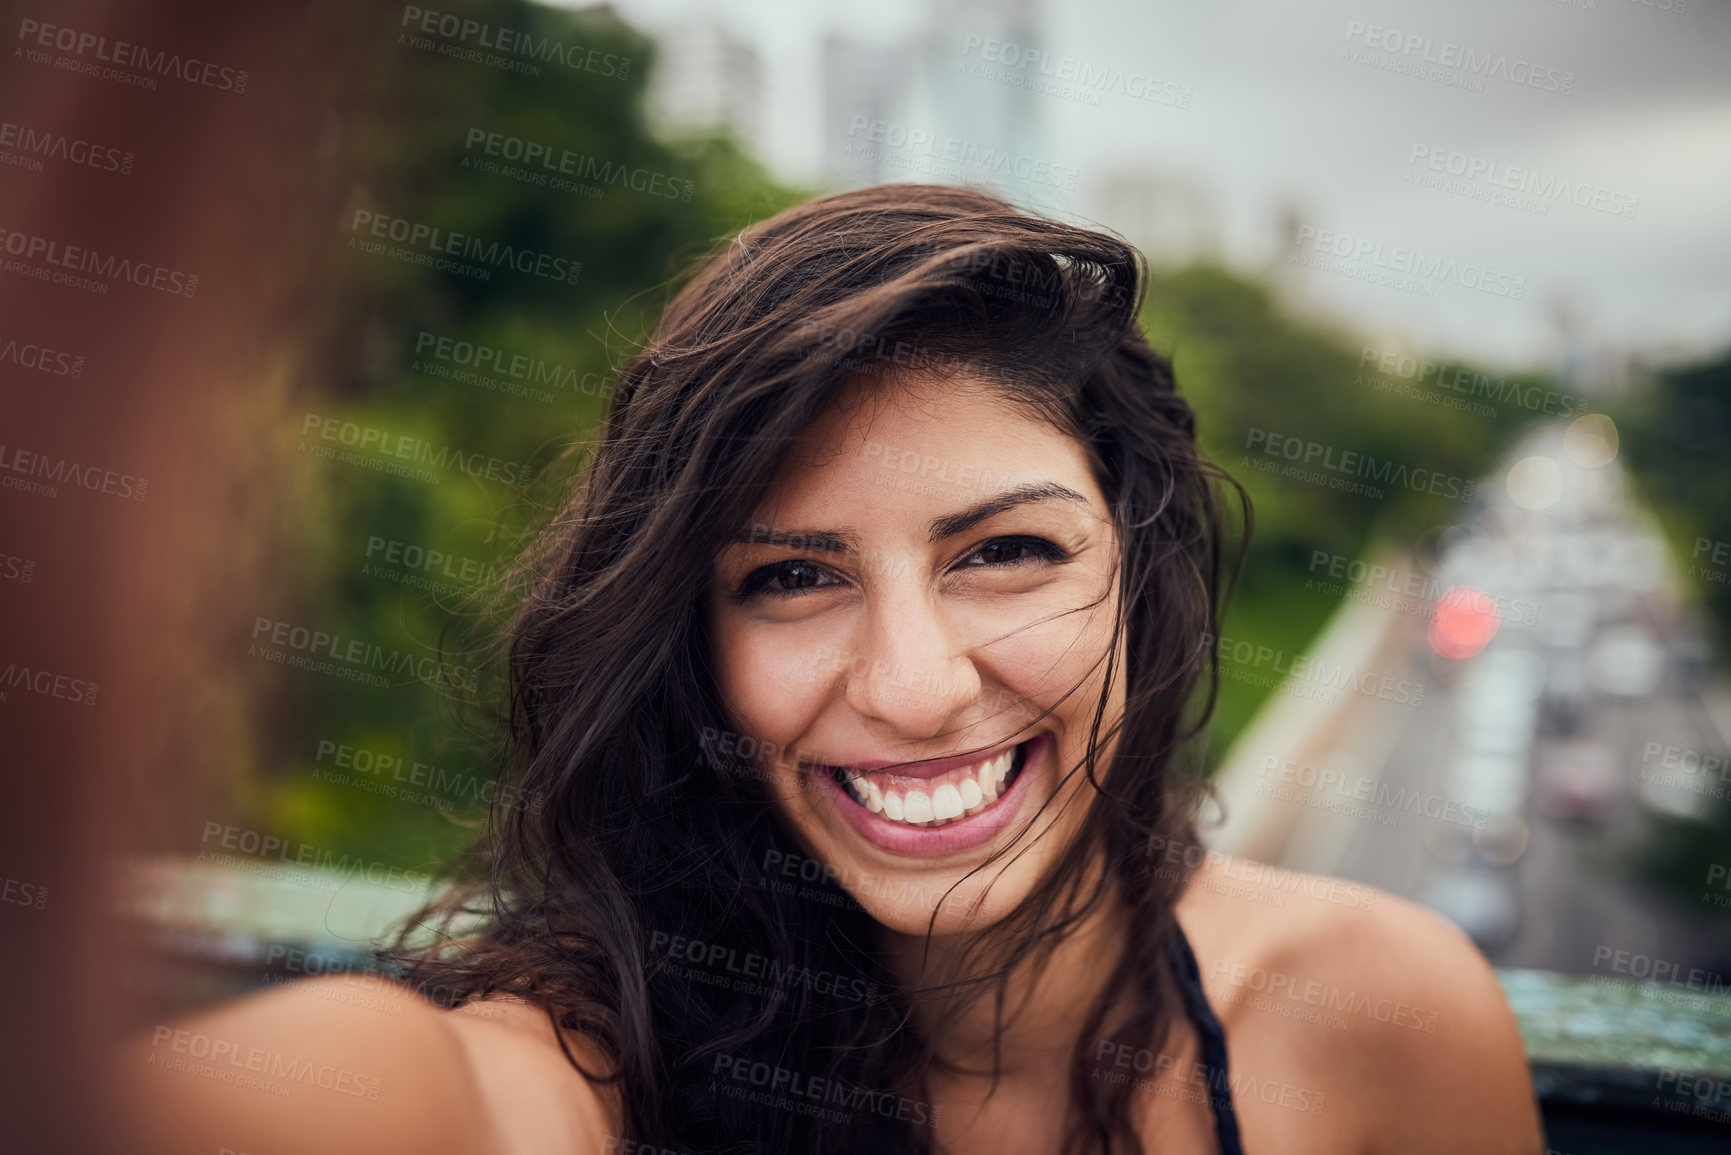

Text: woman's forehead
xmin=782 ymin=371 xmax=1077 ymax=474
xmin=731 ymin=378 xmax=1108 ymax=545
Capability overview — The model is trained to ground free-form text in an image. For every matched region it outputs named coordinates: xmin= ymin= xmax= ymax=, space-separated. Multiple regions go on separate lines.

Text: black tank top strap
xmin=1167 ymin=921 xmax=1245 ymax=1155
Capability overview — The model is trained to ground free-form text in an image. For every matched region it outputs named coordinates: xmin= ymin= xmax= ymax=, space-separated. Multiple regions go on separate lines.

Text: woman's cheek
xmin=721 ymin=622 xmax=833 ymax=747
xmin=970 ymin=597 xmax=1115 ymax=702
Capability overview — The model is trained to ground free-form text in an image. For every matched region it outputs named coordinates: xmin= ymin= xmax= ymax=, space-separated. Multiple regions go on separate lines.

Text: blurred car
xmin=1668 ymin=611 xmax=1713 ymax=695
xmin=1423 ymin=810 xmax=1530 ymax=867
xmin=1533 ymin=739 xmax=1623 ymax=823
xmin=1588 ymin=625 xmax=1666 ymax=698
xmin=1534 ymin=589 xmax=1596 ymax=651
xmin=1538 ymin=656 xmax=1591 ymax=736
xmin=1420 ymin=865 xmax=1522 ymax=951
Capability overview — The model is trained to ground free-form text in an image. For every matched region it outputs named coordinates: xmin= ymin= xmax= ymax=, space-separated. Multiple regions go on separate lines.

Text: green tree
xmin=254 ymin=1 xmax=800 ymax=869
xmin=1616 ymin=350 xmax=1731 ymax=660
xmin=1141 ymin=266 xmax=1558 ymax=752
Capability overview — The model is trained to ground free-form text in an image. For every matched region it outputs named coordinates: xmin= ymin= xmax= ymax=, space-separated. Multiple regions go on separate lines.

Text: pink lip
xmin=812 ymin=733 xmax=1051 ymax=857
xmin=804 ymin=736 xmax=1027 ymax=781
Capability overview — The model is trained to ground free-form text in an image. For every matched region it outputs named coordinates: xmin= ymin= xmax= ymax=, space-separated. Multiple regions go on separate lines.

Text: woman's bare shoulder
xmin=443 ymin=989 xmax=626 ymax=1154
xmin=1179 ymin=851 xmax=1469 ymax=979
xmin=1178 ymin=853 xmax=1544 ymax=1154
xmin=115 ymin=974 xmax=619 ymax=1155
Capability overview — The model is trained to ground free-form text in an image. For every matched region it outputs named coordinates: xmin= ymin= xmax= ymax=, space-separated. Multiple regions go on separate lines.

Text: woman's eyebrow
xmin=728 ymin=482 xmax=1091 ymax=554
xmin=927 ymin=481 xmax=1090 ymax=542
xmin=728 ymin=527 xmax=859 ymax=554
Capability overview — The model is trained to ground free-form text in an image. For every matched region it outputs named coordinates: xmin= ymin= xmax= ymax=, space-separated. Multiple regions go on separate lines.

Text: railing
xmin=119 ymin=857 xmax=1731 ymax=1150
xmin=1503 ymin=968 xmax=1731 ymax=1151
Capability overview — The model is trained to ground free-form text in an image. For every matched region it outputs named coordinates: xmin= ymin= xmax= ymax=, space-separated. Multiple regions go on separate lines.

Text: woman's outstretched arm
xmin=113 ymin=975 xmax=621 ymax=1155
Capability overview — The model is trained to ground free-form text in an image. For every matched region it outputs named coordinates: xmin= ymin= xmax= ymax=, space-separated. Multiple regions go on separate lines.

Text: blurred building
xmin=822 ymin=34 xmax=919 ymax=188
xmin=821 ymin=0 xmax=1057 ymax=206
xmin=921 ymin=0 xmax=1040 ymax=170
xmin=644 ymin=17 xmax=767 ymax=156
xmin=1092 ymin=169 xmax=1222 ymax=268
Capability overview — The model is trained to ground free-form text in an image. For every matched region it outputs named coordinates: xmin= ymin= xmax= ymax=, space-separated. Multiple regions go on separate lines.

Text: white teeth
xmin=979 ymin=762 xmax=999 ymax=801
xmin=958 ymin=776 xmax=983 ymax=810
xmin=835 ymin=742 xmax=1027 ymax=828
xmin=903 ymin=789 xmax=934 ymax=824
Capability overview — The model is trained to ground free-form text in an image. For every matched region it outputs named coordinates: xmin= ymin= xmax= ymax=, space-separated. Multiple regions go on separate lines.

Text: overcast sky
xmin=571 ymin=0 xmax=1731 ymax=376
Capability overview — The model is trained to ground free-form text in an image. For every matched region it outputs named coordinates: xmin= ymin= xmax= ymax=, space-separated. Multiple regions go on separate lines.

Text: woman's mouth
xmin=830 ymin=741 xmax=1029 ymax=827
xmin=804 ymin=734 xmax=1049 ymax=856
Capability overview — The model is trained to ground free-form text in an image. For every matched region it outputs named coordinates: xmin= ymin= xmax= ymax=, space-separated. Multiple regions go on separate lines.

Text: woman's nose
xmin=840 ymin=586 xmax=982 ymax=742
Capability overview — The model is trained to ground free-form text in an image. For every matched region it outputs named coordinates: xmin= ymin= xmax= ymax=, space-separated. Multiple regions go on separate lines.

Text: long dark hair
xmin=387 ymin=183 xmax=1243 ymax=1154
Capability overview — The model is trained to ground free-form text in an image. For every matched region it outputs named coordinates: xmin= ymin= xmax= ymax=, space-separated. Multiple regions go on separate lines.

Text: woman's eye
xmin=962 ymin=536 xmax=1069 ymax=569
xmin=738 ymin=559 xmax=839 ymax=600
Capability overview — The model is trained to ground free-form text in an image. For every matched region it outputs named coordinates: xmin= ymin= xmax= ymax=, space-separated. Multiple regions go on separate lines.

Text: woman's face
xmin=708 ymin=372 xmax=1126 ymax=937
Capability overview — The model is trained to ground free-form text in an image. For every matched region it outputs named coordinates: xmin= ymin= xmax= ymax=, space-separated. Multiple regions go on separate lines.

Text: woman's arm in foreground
xmin=1182 ymin=855 xmax=1545 ymax=1155
xmin=113 ymin=975 xmax=620 ymax=1155
xmin=1292 ymin=886 xmax=1546 ymax=1155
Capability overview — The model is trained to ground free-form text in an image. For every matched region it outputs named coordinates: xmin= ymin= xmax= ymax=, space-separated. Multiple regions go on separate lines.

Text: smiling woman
xmin=708 ymin=390 xmax=1123 ymax=871
xmin=118 ymin=184 xmax=1544 ymax=1155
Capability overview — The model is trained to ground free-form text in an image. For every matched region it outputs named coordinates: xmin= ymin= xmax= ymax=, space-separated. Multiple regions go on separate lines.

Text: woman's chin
xmin=827 ymin=849 xmax=1055 ymax=939
xmin=850 ymin=887 xmax=1010 ymax=939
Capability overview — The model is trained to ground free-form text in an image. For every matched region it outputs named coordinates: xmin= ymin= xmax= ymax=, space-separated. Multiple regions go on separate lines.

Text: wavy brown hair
xmin=386 ymin=183 xmax=1244 ymax=1154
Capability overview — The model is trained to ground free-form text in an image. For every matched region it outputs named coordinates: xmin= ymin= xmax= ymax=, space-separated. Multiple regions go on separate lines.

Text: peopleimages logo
xmin=0 ymin=660 xmax=98 ymax=706
xmin=1306 ymin=548 xmax=1540 ymax=628
xmin=1207 ymin=961 xmax=1440 ymax=1033
xmin=0 ymin=227 xmax=198 ymax=297
xmin=1242 ymin=427 xmax=1477 ymax=504
xmin=198 ymin=821 xmax=430 ymax=895
xmin=398 ymin=5 xmax=631 ymax=79
xmin=410 ymin=329 xmax=593 ymax=406
xmin=1342 ymin=20 xmax=1575 ymax=95
xmin=958 ymin=36 xmax=1193 ymax=109
xmin=363 ymin=534 xmax=498 ymax=588
xmin=0 ymin=551 xmax=34 ymax=584
xmin=0 ymin=442 xmax=148 ymax=502
xmin=1407 ymin=144 xmax=1638 ymax=219
xmin=1292 ymin=225 xmax=1525 ymax=300
xmin=710 ymin=1053 xmax=941 ymax=1127
xmin=1258 ymin=754 xmax=1487 ymax=829
xmin=249 ymin=615 xmax=480 ymax=692
xmin=1204 ymin=628 xmax=1427 ymax=707
xmin=0 ymin=119 xmax=133 ymax=175
xmin=0 ymin=331 xmax=84 ymax=378
xmin=299 ymin=413 xmax=532 ymax=489
xmin=15 ymin=18 xmax=250 ymax=93
xmin=462 ymin=128 xmax=694 ymax=202
xmin=1356 ymin=346 xmax=1589 ymax=418
xmin=1591 ymin=945 xmax=1731 ymax=997
xmin=146 ymin=1025 xmax=382 ymax=1099
xmin=347 ymin=210 xmax=581 ymax=285
xmin=647 ymin=930 xmax=881 ymax=1004
xmin=312 ymin=738 xmax=540 ymax=813
xmin=843 ymin=117 xmax=1079 ymax=190
xmin=1093 ymin=1040 xmax=1327 ymax=1114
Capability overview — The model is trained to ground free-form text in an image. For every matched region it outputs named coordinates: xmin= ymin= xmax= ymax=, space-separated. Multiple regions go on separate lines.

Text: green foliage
xmin=255 ymin=2 xmax=1551 ymax=866
xmin=1608 ymin=350 xmax=1731 ymax=916
xmin=259 ymin=0 xmax=801 ymax=871
xmin=1140 ymin=266 xmax=1552 ymax=758
xmin=1614 ymin=350 xmax=1731 ymax=659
